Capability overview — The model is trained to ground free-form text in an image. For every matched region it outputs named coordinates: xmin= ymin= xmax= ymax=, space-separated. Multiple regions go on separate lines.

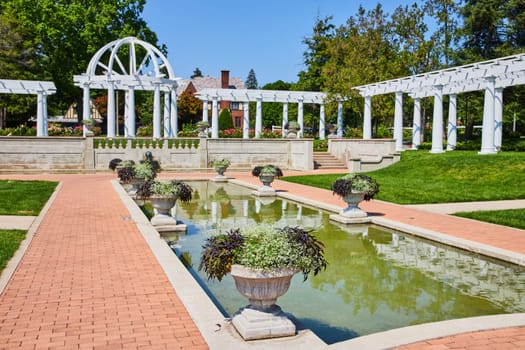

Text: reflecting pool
xmin=164 ymin=181 xmax=525 ymax=344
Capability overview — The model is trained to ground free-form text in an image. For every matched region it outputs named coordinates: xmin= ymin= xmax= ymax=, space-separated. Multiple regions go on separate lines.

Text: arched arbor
xmin=0 ymin=79 xmax=56 ymax=136
xmin=355 ymin=53 xmax=525 ymax=154
xmin=74 ymin=37 xmax=179 ymax=138
xmin=195 ymin=89 xmax=342 ymax=139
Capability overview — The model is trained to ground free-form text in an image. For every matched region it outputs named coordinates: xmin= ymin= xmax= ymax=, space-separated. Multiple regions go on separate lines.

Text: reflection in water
xmin=171 ymin=181 xmax=525 ymax=345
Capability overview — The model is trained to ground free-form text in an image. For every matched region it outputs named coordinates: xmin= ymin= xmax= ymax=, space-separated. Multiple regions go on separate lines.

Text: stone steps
xmin=313 ymin=152 xmax=347 ymax=170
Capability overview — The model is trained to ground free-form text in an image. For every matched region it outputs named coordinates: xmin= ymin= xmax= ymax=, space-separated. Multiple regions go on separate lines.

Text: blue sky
xmin=143 ymin=0 xmax=420 ymax=86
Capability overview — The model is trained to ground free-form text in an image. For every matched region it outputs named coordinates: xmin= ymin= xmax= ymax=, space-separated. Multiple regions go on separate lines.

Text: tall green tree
xmin=459 ymin=0 xmax=506 ymax=61
xmin=424 ymin=0 xmax=460 ymax=67
xmin=191 ymin=68 xmax=203 ymax=79
xmin=296 ymin=16 xmax=335 ymax=92
xmin=245 ymin=69 xmax=258 ymax=89
xmin=0 ymin=0 xmax=162 ymax=122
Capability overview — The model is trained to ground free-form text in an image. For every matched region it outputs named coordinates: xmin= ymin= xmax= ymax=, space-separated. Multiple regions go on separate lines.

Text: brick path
xmin=0 ymin=172 xmax=524 ymax=349
xmin=0 ymin=174 xmax=208 ymax=349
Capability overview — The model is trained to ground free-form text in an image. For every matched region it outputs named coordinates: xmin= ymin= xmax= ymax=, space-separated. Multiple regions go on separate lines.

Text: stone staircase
xmin=313 ymin=152 xmax=347 ymax=170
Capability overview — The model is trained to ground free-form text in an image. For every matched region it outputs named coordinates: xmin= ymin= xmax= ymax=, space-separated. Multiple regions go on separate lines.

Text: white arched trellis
xmin=195 ymin=89 xmax=340 ymax=139
xmin=0 ymin=79 xmax=56 ymax=137
xmin=74 ymin=37 xmax=179 ymax=138
xmin=355 ymin=53 xmax=525 ymax=154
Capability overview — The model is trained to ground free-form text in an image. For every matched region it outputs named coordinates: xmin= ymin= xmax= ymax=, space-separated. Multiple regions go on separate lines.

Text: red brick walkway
xmin=0 ymin=175 xmax=208 ymax=349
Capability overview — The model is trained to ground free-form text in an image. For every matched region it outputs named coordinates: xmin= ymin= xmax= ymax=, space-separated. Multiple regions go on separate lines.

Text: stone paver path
xmin=0 ymin=174 xmax=208 ymax=349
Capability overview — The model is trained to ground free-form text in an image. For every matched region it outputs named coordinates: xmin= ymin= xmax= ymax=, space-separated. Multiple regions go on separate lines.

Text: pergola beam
xmin=196 ymin=88 xmax=328 ymax=104
xmin=0 ymin=79 xmax=56 ymax=94
xmin=356 ymin=53 xmax=525 ymax=96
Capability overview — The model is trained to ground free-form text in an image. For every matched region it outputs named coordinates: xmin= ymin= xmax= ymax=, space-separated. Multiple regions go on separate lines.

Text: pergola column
xmin=126 ymin=86 xmax=136 ymax=138
xmin=152 ymin=82 xmax=162 ymax=139
xmin=363 ymin=95 xmax=372 ymax=139
xmin=42 ymin=93 xmax=49 ymax=136
xmin=107 ymin=81 xmax=116 ymax=138
xmin=82 ymin=84 xmax=91 ymax=137
xmin=282 ymin=102 xmax=288 ymax=138
xmin=36 ymin=91 xmax=45 ymax=137
xmin=170 ymin=89 xmax=178 ymax=138
xmin=394 ymin=91 xmax=404 ymax=152
xmin=319 ymin=104 xmax=326 ymax=140
xmin=430 ymin=85 xmax=444 ymax=154
xmin=163 ymin=91 xmax=170 ymax=138
xmin=494 ymin=87 xmax=503 ymax=150
xmin=412 ymin=97 xmax=421 ymax=149
xmin=297 ymin=99 xmax=304 ymax=138
xmin=447 ymin=94 xmax=458 ymax=150
xmin=243 ymin=101 xmax=250 ymax=139
xmin=337 ymin=101 xmax=343 ymax=138
xmin=480 ymin=76 xmax=497 ymax=154
xmin=202 ymin=99 xmax=208 ymax=122
xmin=211 ymin=96 xmax=219 ymax=138
xmin=255 ymin=97 xmax=262 ymax=138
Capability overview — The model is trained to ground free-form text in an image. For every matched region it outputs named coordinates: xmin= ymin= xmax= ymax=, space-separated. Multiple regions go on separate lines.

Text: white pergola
xmin=0 ymin=79 xmax=56 ymax=136
xmin=355 ymin=53 xmax=525 ymax=154
xmin=195 ymin=89 xmax=338 ymax=139
xmin=74 ymin=37 xmax=179 ymax=138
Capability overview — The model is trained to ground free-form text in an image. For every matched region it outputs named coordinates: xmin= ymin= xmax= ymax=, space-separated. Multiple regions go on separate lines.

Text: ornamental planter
xmin=230 ymin=264 xmax=297 ymax=311
xmin=212 ymin=165 xmax=228 ymax=182
xmin=127 ymin=177 xmax=145 ymax=196
xmin=230 ymin=264 xmax=298 ymax=340
xmin=150 ymin=195 xmax=177 ymax=226
xmin=253 ymin=173 xmax=276 ymax=196
xmin=340 ymin=192 xmax=367 ymax=218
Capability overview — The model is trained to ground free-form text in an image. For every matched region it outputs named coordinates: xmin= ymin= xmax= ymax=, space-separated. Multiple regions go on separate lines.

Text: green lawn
xmin=283 ymin=151 xmax=525 ymax=204
xmin=0 ymin=230 xmax=26 ymax=270
xmin=282 ymin=151 xmax=525 ymax=229
xmin=454 ymin=209 xmax=525 ymax=230
xmin=0 ymin=180 xmax=58 ymax=215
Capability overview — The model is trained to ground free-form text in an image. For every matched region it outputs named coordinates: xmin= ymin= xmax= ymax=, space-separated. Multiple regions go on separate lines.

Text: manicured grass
xmin=0 ymin=180 xmax=58 ymax=215
xmin=0 ymin=230 xmax=26 ymax=270
xmin=282 ymin=151 xmax=525 ymax=204
xmin=454 ymin=209 xmax=525 ymax=230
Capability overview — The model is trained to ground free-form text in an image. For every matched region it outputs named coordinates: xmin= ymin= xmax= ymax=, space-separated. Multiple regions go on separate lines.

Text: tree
xmin=0 ymin=0 xmax=162 ymax=123
xmin=260 ymin=80 xmax=294 ymax=128
xmin=296 ymin=16 xmax=335 ymax=92
xmin=191 ymin=68 xmax=203 ymax=79
xmin=177 ymin=90 xmax=202 ymax=125
xmin=245 ymin=69 xmax=258 ymax=89
xmin=218 ymin=108 xmax=233 ymax=130
xmin=459 ymin=0 xmax=506 ymax=61
xmin=424 ymin=0 xmax=460 ymax=67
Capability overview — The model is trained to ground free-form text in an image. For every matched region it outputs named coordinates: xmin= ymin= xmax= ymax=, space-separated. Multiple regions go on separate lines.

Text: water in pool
xmin=162 ymin=181 xmax=525 ymax=344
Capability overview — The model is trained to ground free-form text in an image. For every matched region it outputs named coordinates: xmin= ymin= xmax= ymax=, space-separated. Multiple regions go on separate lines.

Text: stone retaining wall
xmin=0 ymin=137 xmax=314 ymax=172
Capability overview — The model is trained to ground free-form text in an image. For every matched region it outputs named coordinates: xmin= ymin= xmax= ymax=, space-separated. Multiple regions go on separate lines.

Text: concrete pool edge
xmin=112 ymin=179 xmax=327 ymax=350
xmin=115 ymin=177 xmax=525 ymax=349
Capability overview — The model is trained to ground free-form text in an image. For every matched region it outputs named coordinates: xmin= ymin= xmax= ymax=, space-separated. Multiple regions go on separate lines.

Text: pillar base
xmin=232 ymin=306 xmax=296 ymax=340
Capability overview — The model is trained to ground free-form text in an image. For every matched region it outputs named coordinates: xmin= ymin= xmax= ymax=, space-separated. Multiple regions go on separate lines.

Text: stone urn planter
xmin=330 ymin=174 xmax=380 ymax=224
xmin=150 ymin=195 xmax=178 ymax=226
xmin=340 ymin=192 xmax=367 ymax=218
xmin=196 ymin=121 xmax=209 ymax=138
xmin=251 ymin=165 xmax=283 ymax=196
xmin=137 ymin=180 xmax=193 ymax=232
xmin=198 ymin=225 xmax=327 ymax=340
xmin=211 ymin=159 xmax=230 ymax=182
xmin=230 ymin=264 xmax=297 ymax=311
xmin=127 ymin=177 xmax=145 ymax=196
xmin=230 ymin=265 xmax=298 ymax=340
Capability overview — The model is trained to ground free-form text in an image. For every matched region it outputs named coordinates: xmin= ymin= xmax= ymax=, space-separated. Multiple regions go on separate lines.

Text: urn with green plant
xmin=331 ymin=173 xmax=379 ymax=218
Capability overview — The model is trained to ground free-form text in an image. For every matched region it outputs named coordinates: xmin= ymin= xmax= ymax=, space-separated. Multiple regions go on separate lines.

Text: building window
xmin=230 ymin=102 xmax=240 ymax=110
xmin=235 ymin=116 xmax=241 ymax=128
